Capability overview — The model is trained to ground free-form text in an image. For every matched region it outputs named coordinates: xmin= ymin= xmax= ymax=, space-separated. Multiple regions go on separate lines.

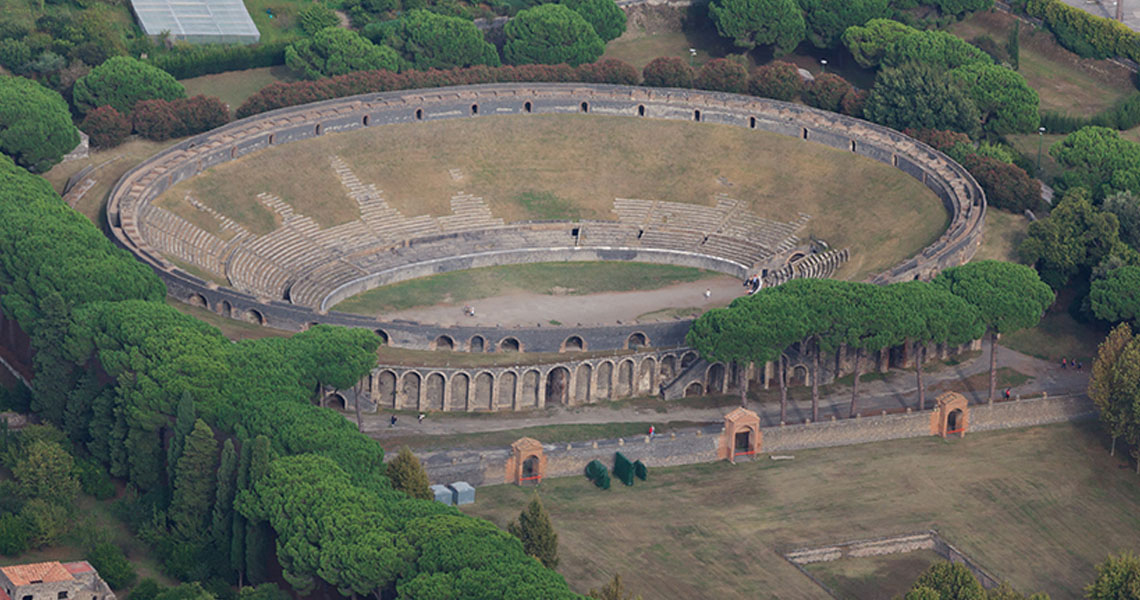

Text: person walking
xmin=1061 ymin=357 xmax=1067 ymax=369
xmin=389 ymin=414 xmax=397 ymax=427
xmin=648 ymin=425 xmax=656 ymax=439
xmin=1003 ymin=387 xmax=1011 ymax=400
xmin=704 ymin=288 xmax=711 ymax=300
xmin=418 ymin=412 xmax=425 ymax=425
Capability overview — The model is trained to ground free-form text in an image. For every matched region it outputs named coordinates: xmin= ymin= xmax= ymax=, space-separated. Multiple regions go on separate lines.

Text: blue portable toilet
xmin=431 ymin=484 xmax=452 ymax=505
xmin=448 ymin=481 xmax=475 ymax=505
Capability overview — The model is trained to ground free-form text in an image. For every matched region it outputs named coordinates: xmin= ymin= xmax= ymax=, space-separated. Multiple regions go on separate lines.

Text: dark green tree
xmin=1019 ymin=188 xmax=1128 ymax=289
xmin=562 ymin=0 xmax=627 ymax=42
xmin=589 ymin=573 xmax=642 ymax=600
xmin=210 ymin=439 xmax=237 ymax=556
xmin=1090 ymin=324 xmax=1138 ymax=457
xmin=842 ymin=18 xmax=915 ymax=68
xmin=934 ymin=261 xmax=1054 ymax=402
xmin=1007 ymin=20 xmax=1020 ymax=70
xmin=1104 ymin=191 xmax=1140 ymax=249
xmin=0 ymin=76 xmax=80 ymax=173
xmin=865 ymin=62 xmax=980 ymax=136
xmin=285 ymin=27 xmax=398 ymax=80
xmin=882 ymin=30 xmax=993 ymax=70
xmin=797 ymin=0 xmax=890 ymax=49
xmin=385 ymin=446 xmax=432 ymax=500
xmin=1092 ymin=266 xmax=1140 ymax=324
xmin=508 ymin=495 xmax=559 ymax=569
xmin=503 ymin=4 xmax=605 ymax=67
xmin=364 ymin=10 xmax=500 ymax=71
xmin=169 ymin=419 xmax=218 ymax=541
xmin=948 ymin=62 xmax=1039 ymax=134
xmin=298 ymin=4 xmax=339 ymax=35
xmin=912 ymin=561 xmax=985 ymax=600
xmin=85 ymin=542 xmax=138 ymax=589
xmin=72 ymin=56 xmax=186 ymax=115
xmin=13 ymin=440 xmax=79 ymax=505
xmin=1050 ymin=127 xmax=1140 ymax=198
xmin=127 ymin=579 xmax=162 ymax=600
xmin=230 ymin=439 xmax=250 ymax=584
xmin=1087 ymin=552 xmax=1140 ymax=600
xmin=244 ymin=435 xmax=272 ymax=585
xmin=708 ymin=0 xmax=805 ymax=53
xmin=167 ymin=391 xmax=196 ymax=485
xmin=152 ymin=583 xmax=214 ymax=600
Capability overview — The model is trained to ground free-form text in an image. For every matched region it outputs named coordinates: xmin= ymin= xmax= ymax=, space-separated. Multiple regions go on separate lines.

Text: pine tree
xmin=508 ymin=495 xmax=559 ymax=569
xmin=1006 ymin=21 xmax=1020 ymax=71
xmin=167 ymin=392 xmax=196 ymax=484
xmin=230 ymin=439 xmax=251 ymax=584
xmin=210 ymin=439 xmax=237 ymax=555
xmin=169 ymin=419 xmax=218 ymax=541
xmin=245 ymin=435 xmax=272 ymax=585
xmin=385 ymin=447 xmax=432 ymax=500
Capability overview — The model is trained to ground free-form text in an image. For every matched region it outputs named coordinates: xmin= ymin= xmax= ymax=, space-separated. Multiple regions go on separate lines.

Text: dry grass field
xmin=804 ymin=550 xmax=943 ymax=599
xmin=159 ymin=114 xmax=947 ymax=280
xmin=463 ymin=422 xmax=1140 ymax=600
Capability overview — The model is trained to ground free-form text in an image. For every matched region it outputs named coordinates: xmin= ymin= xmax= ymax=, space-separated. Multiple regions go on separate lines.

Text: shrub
xmin=20 ymin=499 xmax=70 ymax=547
xmin=584 ymin=459 xmax=610 ymax=489
xmin=80 ymin=106 xmax=131 ymax=149
xmin=285 ymin=27 xmax=398 ymax=80
xmin=642 ymin=56 xmax=694 ymax=88
xmin=0 ymin=76 xmax=80 ymax=173
xmin=561 ymin=0 xmax=626 ymax=42
xmin=575 ymin=59 xmax=639 ymax=85
xmin=147 ymin=41 xmax=290 ymax=80
xmin=132 ymin=100 xmax=183 ymax=141
xmin=960 ymin=153 xmax=1042 ymax=213
xmin=127 ymin=579 xmax=163 ymax=600
xmin=503 ymin=4 xmax=605 ymax=67
xmin=1027 ymin=0 xmax=1140 ymax=62
xmin=363 ymin=10 xmax=501 ymax=71
xmin=801 ymin=72 xmax=851 ymax=113
xmin=748 ymin=60 xmax=801 ymax=101
xmin=0 ymin=514 xmax=29 ymax=556
xmin=73 ymin=56 xmax=186 ymax=115
xmin=633 ymin=459 xmax=647 ymax=481
xmin=694 ymin=58 xmax=748 ymax=93
xmin=176 ymin=96 xmax=230 ymax=135
xmin=840 ymin=88 xmax=867 ymax=118
xmin=298 ymin=4 xmax=339 ymax=35
xmin=75 ymin=457 xmax=115 ymax=500
xmin=613 ymin=452 xmax=634 ymax=486
xmin=86 ymin=542 xmax=138 ymax=589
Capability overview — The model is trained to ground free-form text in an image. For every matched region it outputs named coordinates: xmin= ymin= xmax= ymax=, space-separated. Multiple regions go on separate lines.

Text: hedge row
xmin=146 ymin=39 xmax=294 ymax=80
xmin=80 ymin=96 xmax=231 ymax=148
xmin=613 ymin=452 xmax=634 ymax=486
xmin=585 ymin=459 xmax=610 ymax=489
xmin=1040 ymin=93 xmax=1140 ymax=134
xmin=1026 ymin=0 xmax=1140 ymax=63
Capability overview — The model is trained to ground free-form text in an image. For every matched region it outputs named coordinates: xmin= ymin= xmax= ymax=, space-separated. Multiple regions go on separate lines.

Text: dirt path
xmin=382 ymin=275 xmax=743 ymax=326
xmin=357 ymin=344 xmax=1090 ymax=440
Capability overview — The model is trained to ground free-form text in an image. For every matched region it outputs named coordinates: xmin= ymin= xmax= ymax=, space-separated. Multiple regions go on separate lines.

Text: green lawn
xmin=180 ymin=66 xmax=296 ymax=111
xmin=973 ymin=209 xmax=1029 ymax=264
xmin=372 ymin=420 xmax=707 ymax=452
xmin=463 ymin=422 xmax=1140 ymax=599
xmin=332 ymin=262 xmax=722 ymax=314
xmin=804 ymin=550 xmax=944 ymax=600
xmin=601 ymin=31 xmax=722 ymax=72
xmin=1000 ymin=291 xmax=1107 ymax=364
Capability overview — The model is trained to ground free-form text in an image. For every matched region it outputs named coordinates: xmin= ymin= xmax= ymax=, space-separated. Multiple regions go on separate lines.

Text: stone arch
xmin=931 ymin=391 xmax=969 ymax=438
xmin=694 ymin=109 xmax=701 ymax=122
xmin=469 ymin=335 xmax=485 ymax=353
xmin=616 ymin=360 xmax=634 ymax=397
xmin=327 ymin=393 xmax=347 ymax=411
xmin=474 ymin=371 xmax=494 ymax=410
xmin=637 ymin=357 xmax=656 ymax=395
xmin=659 ymin=354 xmax=677 ymax=382
xmin=401 ymin=371 xmax=421 ymax=410
xmin=707 ymin=363 xmax=726 ymax=394
xmin=627 ymin=332 xmax=649 ymax=349
xmin=500 ymin=337 xmax=521 ymax=352
xmin=749 ymin=116 xmax=756 ymax=129
xmin=242 ymin=309 xmax=265 ymax=326
xmin=574 ymin=364 xmax=592 ymax=404
xmin=595 ymin=361 xmax=613 ymax=401
xmin=362 ymin=114 xmax=370 ymax=126
xmin=681 ymin=351 xmax=698 ymax=370
xmin=580 ymin=101 xmax=589 ymax=113
xmin=268 ymin=133 xmax=275 ymax=144
xmin=561 ymin=335 xmax=585 ymax=352
xmin=508 ymin=438 xmax=546 ymax=485
xmin=546 ymin=367 xmax=570 ymax=405
xmin=498 ymin=371 xmax=517 ymax=409
xmin=415 ymin=108 xmax=423 ymax=120
xmin=786 ymin=252 xmax=806 ymax=266
xmin=450 ymin=373 xmax=470 ymax=410
xmin=524 ymin=101 xmax=532 ymax=113
xmin=638 ymin=104 xmax=645 ymax=116
xmin=218 ymin=300 xmax=232 ymax=317
xmin=685 ymin=382 xmax=704 ymax=397
xmin=188 ymin=293 xmax=207 ymax=308
xmin=426 ymin=372 xmax=445 ymax=410
xmin=375 ymin=329 xmax=389 ymax=345
xmin=315 ymin=123 xmax=322 ymax=135
xmin=522 ymin=369 xmax=540 ymax=408
xmin=470 ymin=104 xmax=478 ymax=115
xmin=378 ymin=370 xmax=397 ymax=409
xmin=790 ymin=364 xmax=809 ymax=386
xmin=432 ymin=335 xmax=454 ymax=351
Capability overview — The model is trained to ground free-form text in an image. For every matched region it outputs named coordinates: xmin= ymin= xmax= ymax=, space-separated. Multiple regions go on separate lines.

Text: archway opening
xmin=947 ymin=409 xmax=964 ymax=435
xmin=188 ymin=293 xmax=207 ymax=308
xmin=681 ymin=352 xmax=697 ymax=370
xmin=790 ymin=365 xmax=808 ymax=386
xmin=243 ymin=309 xmax=265 ymax=326
xmin=375 ymin=329 xmax=389 ymax=345
xmin=433 ymin=335 xmax=454 ymax=351
xmin=522 ymin=455 xmax=540 ymax=484
xmin=470 ymin=104 xmax=478 ymax=115
xmin=638 ymin=104 xmax=645 ymax=117
xmin=500 ymin=337 xmax=521 ymax=352
xmin=327 ymin=393 xmax=346 ymax=411
xmin=524 ymin=101 xmax=532 ymax=113
xmin=627 ymin=332 xmax=648 ymax=349
xmin=734 ymin=430 xmax=751 ymax=452
xmin=416 ymin=108 xmax=423 ymax=120
xmin=708 ymin=363 xmax=726 ymax=393
xmin=750 ymin=116 xmax=756 ymax=129
xmin=470 ymin=335 xmax=485 ymax=353
xmin=219 ymin=300 xmax=232 ymax=317
xmin=562 ymin=335 xmax=584 ymax=352
xmin=685 ymin=382 xmax=703 ymax=397
xmin=315 ymin=124 xmax=322 ymax=135
xmin=693 ymin=109 xmax=701 ymax=122
xmin=546 ymin=367 xmax=570 ymax=405
xmin=363 ymin=115 xmax=370 ymax=126
xmin=580 ymin=102 xmax=589 ymax=113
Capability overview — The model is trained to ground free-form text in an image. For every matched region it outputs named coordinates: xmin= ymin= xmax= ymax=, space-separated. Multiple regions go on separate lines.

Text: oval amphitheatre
xmin=106 ymin=83 xmax=985 ymax=411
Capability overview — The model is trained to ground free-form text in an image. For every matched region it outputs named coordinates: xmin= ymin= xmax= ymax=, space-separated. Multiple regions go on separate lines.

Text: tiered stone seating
xmin=637 ymin=229 xmax=704 ymax=251
xmin=644 ymin=200 xmax=727 ymax=231
xmin=612 ymin=198 xmax=654 ymax=224
xmin=137 ymin=204 xmax=229 ymax=278
xmin=437 ymin=193 xmax=504 ymax=232
xmin=226 ymin=247 xmax=293 ymax=299
xmin=577 ymin=222 xmax=638 ymax=246
xmin=698 ymin=234 xmax=770 ymax=265
xmin=765 ymin=248 xmax=850 ymax=286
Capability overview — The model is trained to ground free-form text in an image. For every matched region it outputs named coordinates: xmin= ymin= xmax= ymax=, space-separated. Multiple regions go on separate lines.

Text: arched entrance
xmin=378 ymin=370 xmax=397 ymax=409
xmin=498 ymin=371 xmax=517 ymax=409
xmin=508 ymin=438 xmax=546 ymax=485
xmin=562 ymin=335 xmax=585 ymax=352
xmin=426 ymin=373 xmax=445 ymax=410
xmin=433 ymin=335 xmax=454 ymax=351
xmin=546 ymin=367 xmax=570 ymax=405
xmin=469 ymin=336 xmax=485 ymax=353
xmin=401 ymin=372 xmax=421 ymax=410
xmin=450 ymin=373 xmax=469 ymax=411
xmin=685 ymin=382 xmax=703 ymax=397
xmin=500 ymin=337 xmax=521 ymax=352
xmin=719 ymin=407 xmax=761 ymax=462
xmin=627 ymin=332 xmax=648 ymax=349
xmin=931 ymin=391 xmax=969 ymax=438
xmin=326 ymin=393 xmax=346 ymax=411
xmin=474 ymin=372 xmax=493 ymax=410
xmin=707 ymin=363 xmax=726 ymax=394
xmin=947 ymin=409 xmax=963 ymax=433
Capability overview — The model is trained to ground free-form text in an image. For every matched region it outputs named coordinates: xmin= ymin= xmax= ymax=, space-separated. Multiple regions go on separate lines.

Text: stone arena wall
xmin=107 ymin=83 xmax=985 ymax=354
xmin=416 ymin=394 xmax=1094 ymax=486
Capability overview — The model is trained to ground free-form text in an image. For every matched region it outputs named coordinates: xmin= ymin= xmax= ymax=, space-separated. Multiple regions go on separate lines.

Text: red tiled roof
xmin=0 ymin=562 xmax=74 ymax=586
xmin=0 ymin=585 xmax=11 ymax=600
xmin=61 ymin=563 xmax=93 ymax=576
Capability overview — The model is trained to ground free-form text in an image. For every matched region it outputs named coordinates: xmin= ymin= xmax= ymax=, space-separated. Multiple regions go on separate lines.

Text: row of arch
xmin=356 ymin=351 xmax=727 ymax=412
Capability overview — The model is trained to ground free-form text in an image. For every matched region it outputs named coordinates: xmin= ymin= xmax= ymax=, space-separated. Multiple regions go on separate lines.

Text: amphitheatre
xmin=108 ymin=83 xmax=986 ymax=410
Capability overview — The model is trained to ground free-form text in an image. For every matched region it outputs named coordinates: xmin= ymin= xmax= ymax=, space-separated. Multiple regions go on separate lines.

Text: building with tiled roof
xmin=0 ymin=562 xmax=114 ymax=600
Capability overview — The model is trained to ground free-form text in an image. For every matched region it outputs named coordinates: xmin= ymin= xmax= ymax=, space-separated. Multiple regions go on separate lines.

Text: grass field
xmin=333 ymin=262 xmax=721 ymax=314
xmin=372 ymin=420 xmax=706 ymax=452
xmin=973 ymin=209 xmax=1029 ymax=264
xmin=804 ymin=550 xmax=943 ymax=599
xmin=602 ymin=30 xmax=722 ymax=71
xmin=160 ymin=114 xmax=947 ymax=280
xmin=1000 ymin=301 xmax=1107 ymax=365
xmin=947 ymin=11 xmax=1135 ymax=114
xmin=180 ymin=66 xmax=296 ymax=110
xmin=42 ymin=138 xmax=179 ymax=225
xmin=462 ymin=422 xmax=1140 ymax=599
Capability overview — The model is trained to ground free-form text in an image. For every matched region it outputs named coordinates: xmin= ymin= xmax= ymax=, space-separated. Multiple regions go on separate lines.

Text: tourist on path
xmin=390 ymin=414 xmax=397 ymax=427
xmin=418 ymin=412 xmax=425 ymax=424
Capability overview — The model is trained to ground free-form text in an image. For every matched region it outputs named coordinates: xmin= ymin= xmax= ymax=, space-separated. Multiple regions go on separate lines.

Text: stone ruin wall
xmin=107 ymin=83 xmax=986 ymax=355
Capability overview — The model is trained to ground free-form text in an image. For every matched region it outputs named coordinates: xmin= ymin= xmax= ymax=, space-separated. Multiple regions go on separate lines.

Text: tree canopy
xmin=0 ymin=76 xmax=79 ymax=173
xmin=882 ymin=30 xmax=994 ymax=71
xmin=864 ymin=62 xmax=981 ymax=136
xmin=562 ymin=0 xmax=627 ymax=42
xmin=709 ymin=0 xmax=806 ymax=53
xmin=72 ymin=56 xmax=186 ymax=115
xmin=364 ymin=10 xmax=500 ymax=71
xmin=842 ymin=18 xmax=916 ymax=68
xmin=1091 ymin=266 xmax=1140 ymax=324
xmin=1050 ymin=127 xmax=1140 ymax=198
xmin=286 ymin=27 xmax=399 ymax=80
xmin=503 ymin=4 xmax=605 ymax=67
xmin=797 ymin=0 xmax=891 ymax=49
xmin=1019 ymin=188 xmax=1130 ymax=289
xmin=949 ymin=62 xmax=1039 ymax=134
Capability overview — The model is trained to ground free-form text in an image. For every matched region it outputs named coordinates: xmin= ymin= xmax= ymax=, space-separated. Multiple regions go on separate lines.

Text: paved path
xmin=358 ymin=343 xmax=1090 ymax=440
xmin=1059 ymin=0 xmax=1140 ymax=34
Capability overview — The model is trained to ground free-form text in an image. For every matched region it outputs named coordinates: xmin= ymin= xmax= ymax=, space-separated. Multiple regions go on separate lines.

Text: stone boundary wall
xmin=107 ymin=83 xmax=985 ymax=353
xmin=415 ymin=394 xmax=1093 ymax=486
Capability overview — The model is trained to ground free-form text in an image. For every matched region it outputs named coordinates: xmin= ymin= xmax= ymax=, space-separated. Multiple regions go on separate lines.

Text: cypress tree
xmin=245 ymin=436 xmax=272 ymax=585
xmin=211 ymin=439 xmax=237 ymax=555
xmin=230 ymin=439 xmax=251 ymax=584
xmin=508 ymin=495 xmax=559 ymax=569
xmin=385 ymin=447 xmax=432 ymax=500
xmin=167 ymin=391 xmax=196 ymax=484
xmin=169 ymin=419 xmax=218 ymax=540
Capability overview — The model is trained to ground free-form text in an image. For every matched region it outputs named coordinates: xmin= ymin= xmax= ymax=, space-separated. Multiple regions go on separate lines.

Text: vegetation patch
xmin=804 ymin=550 xmax=944 ymax=600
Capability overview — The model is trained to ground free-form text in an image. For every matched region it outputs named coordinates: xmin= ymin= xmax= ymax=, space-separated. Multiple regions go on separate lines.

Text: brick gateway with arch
xmin=105 ymin=83 xmax=985 ymax=405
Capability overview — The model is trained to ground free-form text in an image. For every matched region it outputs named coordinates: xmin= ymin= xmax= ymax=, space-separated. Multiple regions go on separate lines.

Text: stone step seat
xmin=227 ymin=247 xmax=292 ymax=299
xmin=612 ymin=198 xmax=654 ymax=223
xmin=698 ymin=235 xmax=771 ymax=265
xmin=311 ymin=221 xmax=383 ymax=254
xmin=245 ymin=228 xmax=337 ymax=276
xmin=637 ymin=229 xmax=704 ymax=251
xmin=291 ymin=261 xmax=365 ymax=308
xmin=138 ymin=205 xmax=228 ymax=276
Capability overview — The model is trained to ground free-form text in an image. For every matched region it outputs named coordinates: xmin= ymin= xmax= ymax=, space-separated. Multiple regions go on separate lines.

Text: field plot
xmin=160 ymin=114 xmax=947 ymax=280
xmin=463 ymin=422 xmax=1140 ymax=600
xmin=804 ymin=550 xmax=943 ymax=600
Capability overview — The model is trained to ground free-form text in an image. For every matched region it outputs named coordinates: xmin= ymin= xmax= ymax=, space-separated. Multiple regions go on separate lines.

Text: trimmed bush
xmin=133 ymin=100 xmax=182 ymax=141
xmin=802 ymin=72 xmax=852 ymax=113
xmin=694 ymin=58 xmax=748 ymax=94
xmin=147 ymin=41 xmax=291 ymax=80
xmin=575 ymin=59 xmax=639 ymax=85
xmin=584 ymin=459 xmax=610 ymax=489
xmin=613 ymin=452 xmax=634 ymax=486
xmin=840 ymin=88 xmax=868 ymax=118
xmin=176 ymin=96 xmax=230 ymax=135
xmin=960 ymin=153 xmax=1042 ymax=213
xmin=298 ymin=4 xmax=339 ymax=35
xmin=80 ymin=106 xmax=131 ymax=149
xmin=633 ymin=459 xmax=647 ymax=481
xmin=748 ymin=60 xmax=801 ymax=101
xmin=73 ymin=56 xmax=186 ymax=115
xmin=85 ymin=542 xmax=138 ymax=589
xmin=642 ymin=56 xmax=694 ymax=88
xmin=1027 ymin=0 xmax=1140 ymax=63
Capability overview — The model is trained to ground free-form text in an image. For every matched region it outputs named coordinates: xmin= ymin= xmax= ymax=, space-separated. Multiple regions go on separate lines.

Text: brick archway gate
xmin=930 ymin=392 xmax=969 ymax=438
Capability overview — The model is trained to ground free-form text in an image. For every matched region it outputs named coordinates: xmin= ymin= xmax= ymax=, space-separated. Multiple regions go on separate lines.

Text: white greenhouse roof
xmin=130 ymin=0 xmax=260 ymax=45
